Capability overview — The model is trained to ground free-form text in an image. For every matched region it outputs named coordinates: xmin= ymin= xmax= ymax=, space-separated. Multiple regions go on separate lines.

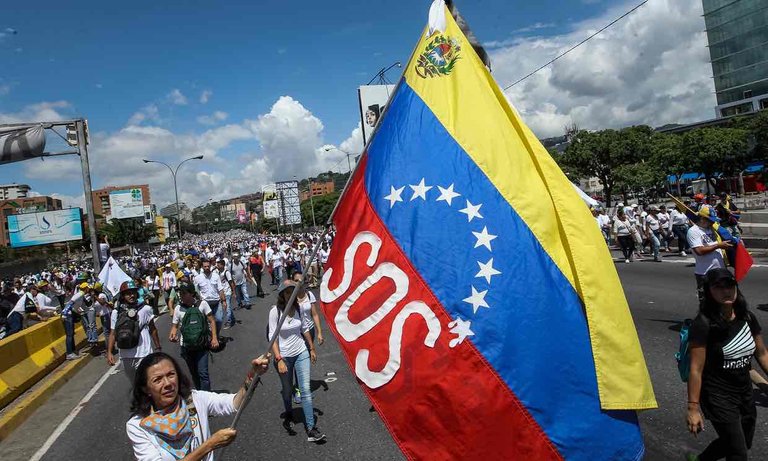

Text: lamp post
xmin=304 ymin=179 xmax=317 ymax=228
xmin=143 ymin=155 xmax=204 ymax=241
xmin=323 ymin=146 xmax=355 ymax=173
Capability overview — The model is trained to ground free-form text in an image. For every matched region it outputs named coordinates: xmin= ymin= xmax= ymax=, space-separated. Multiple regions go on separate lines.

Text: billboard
xmin=7 ymin=208 xmax=83 ymax=248
xmin=109 ymin=188 xmax=145 ymax=219
xmin=262 ymin=184 xmax=279 ymax=219
xmin=276 ymin=180 xmax=301 ymax=226
xmin=358 ymin=84 xmax=396 ymax=145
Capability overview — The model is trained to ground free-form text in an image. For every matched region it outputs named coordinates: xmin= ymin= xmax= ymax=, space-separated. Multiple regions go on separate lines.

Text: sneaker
xmin=625 ymin=259 xmax=630 ymax=263
xmin=307 ymin=426 xmax=326 ymax=442
xmin=65 ymin=353 xmax=79 ymax=360
xmin=680 ymin=251 xmax=687 ymax=257
xmin=222 ymin=323 xmax=231 ymax=330
xmin=293 ymin=387 xmax=301 ymax=404
xmin=653 ymin=257 xmax=662 ymax=262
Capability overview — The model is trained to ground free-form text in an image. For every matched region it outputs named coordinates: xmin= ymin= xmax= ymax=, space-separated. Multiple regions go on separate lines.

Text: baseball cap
xmin=178 ymin=281 xmax=196 ymax=294
xmin=78 ymin=282 xmax=91 ymax=290
xmin=698 ymin=205 xmax=720 ymax=223
xmin=705 ymin=267 xmax=736 ymax=287
xmin=119 ymin=280 xmax=138 ymax=293
xmin=631 ymin=204 xmax=638 ymax=208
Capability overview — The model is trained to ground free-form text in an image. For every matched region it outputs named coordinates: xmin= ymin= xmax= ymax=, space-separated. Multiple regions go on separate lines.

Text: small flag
xmin=98 ymin=256 xmax=132 ymax=296
xmin=320 ymin=2 xmax=654 ymax=459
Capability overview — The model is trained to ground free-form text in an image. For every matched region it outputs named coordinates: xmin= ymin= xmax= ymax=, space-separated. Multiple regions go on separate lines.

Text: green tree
xmin=99 ymin=217 xmax=157 ymax=246
xmin=681 ymin=127 xmax=749 ymax=194
xmin=301 ymin=191 xmax=340 ymax=227
xmin=651 ymin=133 xmax=687 ymax=196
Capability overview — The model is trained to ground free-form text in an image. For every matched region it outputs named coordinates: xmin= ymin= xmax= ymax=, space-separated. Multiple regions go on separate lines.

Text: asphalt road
xmin=3 ymin=253 xmax=768 ymax=460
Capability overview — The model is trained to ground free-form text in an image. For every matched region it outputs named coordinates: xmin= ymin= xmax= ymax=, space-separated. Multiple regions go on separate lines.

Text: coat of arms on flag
xmin=320 ymin=1 xmax=656 ymax=459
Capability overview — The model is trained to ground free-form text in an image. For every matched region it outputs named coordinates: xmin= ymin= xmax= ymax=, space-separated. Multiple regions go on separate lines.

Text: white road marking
xmin=29 ymin=362 xmax=121 ymax=461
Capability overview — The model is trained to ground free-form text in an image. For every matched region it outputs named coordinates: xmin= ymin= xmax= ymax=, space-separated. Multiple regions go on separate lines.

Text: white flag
xmin=98 ymin=257 xmax=132 ymax=296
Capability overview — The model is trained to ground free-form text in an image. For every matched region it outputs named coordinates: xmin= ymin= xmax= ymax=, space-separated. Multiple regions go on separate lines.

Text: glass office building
xmin=704 ymin=0 xmax=768 ymax=117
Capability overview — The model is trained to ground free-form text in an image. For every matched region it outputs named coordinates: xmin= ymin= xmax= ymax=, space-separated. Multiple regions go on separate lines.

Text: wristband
xmin=687 ymin=401 xmax=699 ymax=405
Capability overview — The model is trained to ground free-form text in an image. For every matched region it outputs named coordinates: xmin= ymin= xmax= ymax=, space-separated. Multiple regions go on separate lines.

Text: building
xmin=91 ymin=184 xmax=151 ymax=221
xmin=704 ymin=0 xmax=768 ymax=117
xmin=0 ymin=184 xmax=31 ymax=200
xmin=159 ymin=202 xmax=192 ymax=222
xmin=0 ymin=196 xmax=63 ymax=247
xmin=300 ymin=180 xmax=335 ymax=201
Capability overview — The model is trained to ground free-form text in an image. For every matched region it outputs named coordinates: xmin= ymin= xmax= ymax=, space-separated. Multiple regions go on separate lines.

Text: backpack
xmin=115 ymin=304 xmax=142 ymax=349
xmin=675 ymin=319 xmax=694 ymax=382
xmin=180 ymin=301 xmax=208 ymax=351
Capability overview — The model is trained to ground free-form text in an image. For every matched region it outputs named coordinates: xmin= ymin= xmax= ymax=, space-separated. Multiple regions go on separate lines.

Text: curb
xmin=0 ymin=349 xmax=94 ymax=442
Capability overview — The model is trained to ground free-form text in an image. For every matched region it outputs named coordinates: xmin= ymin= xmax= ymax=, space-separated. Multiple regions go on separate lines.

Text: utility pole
xmin=77 ymin=119 xmax=101 ymax=273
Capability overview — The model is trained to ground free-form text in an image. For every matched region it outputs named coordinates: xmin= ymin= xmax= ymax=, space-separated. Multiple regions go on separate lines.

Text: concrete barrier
xmin=0 ymin=317 xmax=86 ymax=410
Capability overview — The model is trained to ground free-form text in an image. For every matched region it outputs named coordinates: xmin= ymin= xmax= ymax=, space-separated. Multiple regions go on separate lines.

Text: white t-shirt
xmin=99 ymin=243 xmax=110 ymax=262
xmin=268 ymin=305 xmax=311 ymax=358
xmin=645 ymin=215 xmax=660 ymax=232
xmin=126 ymin=390 xmax=236 ymax=461
xmin=671 ymin=209 xmax=689 ymax=226
xmin=297 ymin=291 xmax=317 ymax=331
xmin=146 ymin=275 xmax=161 ymax=291
xmin=687 ymin=224 xmax=724 ymax=275
xmin=218 ymin=270 xmax=233 ymax=296
xmin=194 ymin=271 xmax=223 ymax=303
xmin=657 ymin=212 xmax=671 ymax=230
xmin=94 ymin=293 xmax=110 ymax=317
xmin=319 ymin=249 xmax=329 ymax=264
xmin=172 ymin=300 xmax=213 ymax=347
xmin=110 ymin=304 xmax=155 ymax=359
xmin=613 ymin=217 xmax=633 ymax=237
xmin=35 ymin=293 xmax=57 ymax=312
xmin=230 ymin=260 xmax=246 ymax=285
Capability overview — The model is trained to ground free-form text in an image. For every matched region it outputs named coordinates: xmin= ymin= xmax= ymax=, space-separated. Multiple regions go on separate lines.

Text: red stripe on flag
xmin=734 ymin=241 xmax=753 ymax=282
xmin=321 ymin=157 xmax=561 ymax=460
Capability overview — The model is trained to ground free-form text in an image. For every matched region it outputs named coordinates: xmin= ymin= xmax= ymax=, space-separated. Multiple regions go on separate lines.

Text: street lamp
xmin=323 ymin=146 xmax=355 ymax=173
xmin=143 ymin=155 xmax=204 ymax=241
xmin=303 ymin=179 xmax=317 ymax=228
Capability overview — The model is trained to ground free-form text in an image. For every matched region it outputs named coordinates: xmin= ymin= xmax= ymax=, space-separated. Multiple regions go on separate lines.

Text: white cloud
xmin=196 ymin=110 xmax=228 ymax=125
xmin=127 ymin=104 xmax=160 ymax=126
xmin=491 ymin=0 xmax=715 ymax=138
xmin=0 ymin=101 xmax=70 ymax=124
xmin=0 ymin=84 xmax=10 ymax=96
xmin=168 ymin=89 xmax=188 ymax=105
xmin=199 ymin=90 xmax=212 ymax=104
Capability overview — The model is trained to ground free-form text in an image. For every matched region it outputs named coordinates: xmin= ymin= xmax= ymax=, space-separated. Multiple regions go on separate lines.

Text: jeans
xmin=279 ymin=349 xmax=314 ymax=429
xmin=207 ymin=300 xmax=222 ymax=337
xmin=100 ymin=311 xmax=111 ymax=339
xmin=84 ymin=309 xmax=98 ymax=343
xmin=181 ymin=347 xmax=211 ymax=391
xmin=274 ymin=266 xmax=284 ymax=286
xmin=235 ymin=283 xmax=250 ymax=307
xmin=6 ymin=311 xmax=23 ymax=336
xmin=673 ymin=224 xmax=689 ymax=253
xmin=649 ymin=231 xmax=660 ymax=260
xmin=63 ymin=314 xmax=77 ymax=355
xmin=224 ymin=293 xmax=236 ymax=325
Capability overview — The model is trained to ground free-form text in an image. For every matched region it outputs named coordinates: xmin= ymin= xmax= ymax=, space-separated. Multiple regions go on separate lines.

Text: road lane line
xmin=29 ymin=362 xmax=121 ymax=461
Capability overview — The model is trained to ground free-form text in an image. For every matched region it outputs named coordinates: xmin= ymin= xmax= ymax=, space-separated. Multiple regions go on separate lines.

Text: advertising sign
xmin=109 ymin=188 xmax=144 ymax=219
xmin=7 ymin=208 xmax=83 ymax=248
xmin=276 ymin=180 xmax=301 ymax=226
xmin=358 ymin=84 xmax=396 ymax=145
xmin=262 ymin=184 xmax=279 ymax=219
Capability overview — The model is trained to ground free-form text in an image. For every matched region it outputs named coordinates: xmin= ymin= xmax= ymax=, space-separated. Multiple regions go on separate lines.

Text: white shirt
xmin=194 ymin=271 xmax=223 ymax=302
xmin=218 ymin=269 xmax=233 ymax=296
xmin=298 ymin=291 xmax=317 ymax=331
xmin=172 ymin=300 xmax=213 ymax=347
xmin=612 ymin=217 xmax=633 ymax=237
xmin=645 ymin=215 xmax=660 ymax=232
xmin=687 ymin=224 xmax=724 ymax=275
xmin=657 ymin=212 xmax=671 ymax=230
xmin=319 ymin=249 xmax=329 ymax=264
xmin=162 ymin=271 xmax=177 ymax=291
xmin=671 ymin=209 xmax=689 ymax=226
xmin=9 ymin=293 xmax=31 ymax=317
xmin=126 ymin=390 xmax=236 ymax=461
xmin=35 ymin=293 xmax=57 ymax=312
xmin=146 ymin=275 xmax=160 ymax=291
xmin=110 ymin=304 xmax=154 ymax=359
xmin=268 ymin=305 xmax=311 ymax=358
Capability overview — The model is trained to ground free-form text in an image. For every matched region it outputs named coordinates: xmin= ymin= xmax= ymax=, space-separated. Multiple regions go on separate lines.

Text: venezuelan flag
xmin=320 ymin=2 xmax=656 ymax=459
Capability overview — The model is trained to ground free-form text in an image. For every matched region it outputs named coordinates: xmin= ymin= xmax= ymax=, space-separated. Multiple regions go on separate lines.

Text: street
xmin=2 ymin=254 xmax=768 ymax=460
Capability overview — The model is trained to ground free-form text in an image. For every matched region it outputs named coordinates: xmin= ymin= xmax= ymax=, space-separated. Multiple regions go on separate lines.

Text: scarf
xmin=140 ymin=398 xmax=195 ymax=460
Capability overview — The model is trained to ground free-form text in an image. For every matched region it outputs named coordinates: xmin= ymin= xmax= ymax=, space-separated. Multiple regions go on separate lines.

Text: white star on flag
xmin=409 ymin=178 xmax=433 ymax=201
xmin=472 ymin=226 xmax=497 ymax=251
xmin=448 ymin=317 xmax=474 ymax=348
xmin=384 ymin=185 xmax=405 ymax=208
xmin=436 ymin=183 xmax=460 ymax=206
xmin=476 ymin=258 xmax=501 ymax=284
xmin=462 ymin=285 xmax=489 ymax=313
xmin=459 ymin=200 xmax=483 ymax=222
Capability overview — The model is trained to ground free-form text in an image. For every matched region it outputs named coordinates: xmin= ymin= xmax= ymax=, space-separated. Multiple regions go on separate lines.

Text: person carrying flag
xmin=688 ymin=206 xmax=732 ymax=305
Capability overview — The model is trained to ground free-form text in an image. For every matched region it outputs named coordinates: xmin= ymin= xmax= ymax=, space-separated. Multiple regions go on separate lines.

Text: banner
xmin=109 ymin=188 xmax=144 ymax=219
xmin=0 ymin=125 xmax=46 ymax=165
xmin=98 ymin=257 xmax=132 ymax=296
xmin=358 ymin=84 xmax=396 ymax=145
xmin=7 ymin=208 xmax=83 ymax=248
xmin=320 ymin=2 xmax=654 ymax=459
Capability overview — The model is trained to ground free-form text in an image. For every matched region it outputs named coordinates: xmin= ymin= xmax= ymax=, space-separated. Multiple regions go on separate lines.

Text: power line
xmin=502 ymin=0 xmax=649 ymax=91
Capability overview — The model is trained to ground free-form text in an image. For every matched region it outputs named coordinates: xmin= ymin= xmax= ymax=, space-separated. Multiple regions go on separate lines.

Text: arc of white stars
xmin=384 ymin=185 xmax=405 ymax=208
xmin=462 ymin=285 xmax=489 ymax=314
xmin=409 ymin=178 xmax=433 ymax=201
xmin=448 ymin=317 xmax=474 ymax=348
xmin=436 ymin=184 xmax=460 ymax=206
xmin=476 ymin=258 xmax=501 ymax=284
xmin=472 ymin=226 xmax=497 ymax=251
xmin=459 ymin=200 xmax=483 ymax=222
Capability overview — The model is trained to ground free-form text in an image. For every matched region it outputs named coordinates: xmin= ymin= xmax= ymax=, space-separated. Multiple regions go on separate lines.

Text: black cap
xmin=178 ymin=281 xmax=197 ymax=294
xmin=705 ymin=267 xmax=736 ymax=286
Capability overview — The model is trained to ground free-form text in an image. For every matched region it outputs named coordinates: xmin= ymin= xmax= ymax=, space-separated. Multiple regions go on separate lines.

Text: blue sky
xmin=0 ymin=0 xmax=715 ymax=208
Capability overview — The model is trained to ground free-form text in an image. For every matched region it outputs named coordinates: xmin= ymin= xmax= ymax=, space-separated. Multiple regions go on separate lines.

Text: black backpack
xmin=115 ymin=304 xmax=142 ymax=349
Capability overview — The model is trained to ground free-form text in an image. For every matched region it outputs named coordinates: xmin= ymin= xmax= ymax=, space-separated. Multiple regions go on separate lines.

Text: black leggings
xmin=617 ymin=235 xmax=634 ymax=260
xmin=699 ymin=416 xmax=756 ymax=461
